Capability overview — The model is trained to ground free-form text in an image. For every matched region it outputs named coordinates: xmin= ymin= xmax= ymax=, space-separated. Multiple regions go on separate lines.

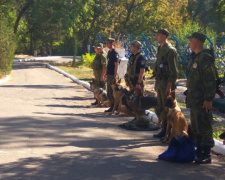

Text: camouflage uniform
xmin=126 ymin=53 xmax=146 ymax=92
xmin=91 ymin=52 xmax=107 ymax=88
xmin=154 ymin=43 xmax=178 ymax=130
xmin=187 ymin=50 xmax=216 ymax=148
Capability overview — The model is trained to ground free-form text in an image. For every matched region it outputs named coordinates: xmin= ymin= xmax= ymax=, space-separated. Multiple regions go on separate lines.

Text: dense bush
xmin=0 ymin=15 xmax=16 ymax=76
xmin=82 ymin=53 xmax=95 ymax=68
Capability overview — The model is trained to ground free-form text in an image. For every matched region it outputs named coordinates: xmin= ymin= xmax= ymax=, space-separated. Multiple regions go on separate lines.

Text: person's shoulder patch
xmin=140 ymin=59 xmax=145 ymax=66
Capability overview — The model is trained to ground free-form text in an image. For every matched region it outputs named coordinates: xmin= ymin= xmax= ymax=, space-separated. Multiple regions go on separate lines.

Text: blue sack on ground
xmin=158 ymin=136 xmax=195 ymax=163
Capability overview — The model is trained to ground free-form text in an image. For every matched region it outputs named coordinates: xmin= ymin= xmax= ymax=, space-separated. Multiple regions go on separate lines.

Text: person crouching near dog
xmin=90 ymin=43 xmax=107 ymax=105
xmin=104 ymin=38 xmax=120 ymax=113
xmin=152 ymin=29 xmax=178 ymax=139
xmin=125 ymin=40 xmax=146 ymax=96
xmin=186 ymin=32 xmax=216 ymax=164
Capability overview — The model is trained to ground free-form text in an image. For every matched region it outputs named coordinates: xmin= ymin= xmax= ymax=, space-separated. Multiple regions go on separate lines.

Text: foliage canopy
xmin=0 ymin=0 xmax=225 ymax=75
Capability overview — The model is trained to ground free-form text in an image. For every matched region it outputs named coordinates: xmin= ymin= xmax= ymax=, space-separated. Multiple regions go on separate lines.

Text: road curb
xmin=46 ymin=63 xmax=90 ymax=90
xmin=0 ymin=75 xmax=10 ymax=84
xmin=14 ymin=56 xmax=75 ymax=62
xmin=212 ymin=139 xmax=225 ymax=155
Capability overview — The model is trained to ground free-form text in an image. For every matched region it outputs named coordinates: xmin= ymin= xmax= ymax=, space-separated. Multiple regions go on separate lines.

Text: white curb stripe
xmin=46 ymin=64 xmax=90 ymax=90
xmin=0 ymin=75 xmax=10 ymax=84
xmin=212 ymin=139 xmax=225 ymax=155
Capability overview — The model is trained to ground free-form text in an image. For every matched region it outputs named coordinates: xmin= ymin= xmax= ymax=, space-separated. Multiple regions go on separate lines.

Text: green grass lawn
xmin=52 ymin=61 xmax=154 ymax=83
xmin=213 ymin=125 xmax=225 ymax=141
xmin=50 ymin=61 xmax=94 ymax=81
xmin=57 ymin=65 xmax=94 ymax=81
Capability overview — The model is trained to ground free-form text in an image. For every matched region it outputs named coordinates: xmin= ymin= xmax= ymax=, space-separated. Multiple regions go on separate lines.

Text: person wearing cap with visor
xmin=125 ymin=40 xmax=146 ymax=95
xmin=90 ymin=43 xmax=107 ymax=105
xmin=153 ymin=29 xmax=178 ymax=139
xmin=104 ymin=38 xmax=120 ymax=113
xmin=186 ymin=32 xmax=216 ymax=164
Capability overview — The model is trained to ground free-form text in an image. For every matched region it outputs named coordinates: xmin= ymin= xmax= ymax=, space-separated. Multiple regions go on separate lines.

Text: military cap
xmin=130 ymin=40 xmax=142 ymax=49
xmin=106 ymin=38 xmax=115 ymax=43
xmin=93 ymin=43 xmax=103 ymax=48
xmin=155 ymin=29 xmax=170 ymax=37
xmin=186 ymin=32 xmax=206 ymax=43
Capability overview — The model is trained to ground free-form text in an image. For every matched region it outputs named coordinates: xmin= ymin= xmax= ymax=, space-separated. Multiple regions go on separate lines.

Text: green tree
xmin=0 ymin=14 xmax=16 ymax=76
xmin=188 ymin=0 xmax=225 ymax=33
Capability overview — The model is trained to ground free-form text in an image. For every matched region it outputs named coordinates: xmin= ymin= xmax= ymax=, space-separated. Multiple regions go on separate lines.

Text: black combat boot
xmin=153 ymin=129 xmax=166 ymax=138
xmin=153 ymin=121 xmax=166 ymax=138
xmin=195 ymin=147 xmax=203 ymax=162
xmin=91 ymin=98 xmax=98 ymax=105
xmin=195 ymin=146 xmax=211 ymax=164
xmin=104 ymin=104 xmax=114 ymax=113
xmin=153 ymin=127 xmax=166 ymax=138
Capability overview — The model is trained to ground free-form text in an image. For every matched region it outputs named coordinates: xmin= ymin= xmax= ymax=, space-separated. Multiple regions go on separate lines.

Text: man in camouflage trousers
xmin=153 ymin=29 xmax=178 ymax=139
xmin=186 ymin=32 xmax=216 ymax=164
xmin=104 ymin=38 xmax=119 ymax=113
xmin=91 ymin=43 xmax=107 ymax=105
xmin=125 ymin=40 xmax=146 ymax=96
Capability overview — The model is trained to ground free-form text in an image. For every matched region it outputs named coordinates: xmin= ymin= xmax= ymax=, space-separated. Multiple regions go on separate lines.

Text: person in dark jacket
xmin=104 ymin=38 xmax=119 ymax=113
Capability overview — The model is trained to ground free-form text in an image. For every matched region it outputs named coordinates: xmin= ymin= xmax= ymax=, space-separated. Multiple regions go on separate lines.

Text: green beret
xmin=106 ymin=38 xmax=115 ymax=43
xmin=155 ymin=29 xmax=170 ymax=37
xmin=130 ymin=40 xmax=142 ymax=49
xmin=93 ymin=43 xmax=103 ymax=48
xmin=187 ymin=32 xmax=206 ymax=43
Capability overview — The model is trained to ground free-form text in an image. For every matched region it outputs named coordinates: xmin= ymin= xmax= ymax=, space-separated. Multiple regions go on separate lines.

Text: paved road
xmin=0 ymin=61 xmax=224 ymax=180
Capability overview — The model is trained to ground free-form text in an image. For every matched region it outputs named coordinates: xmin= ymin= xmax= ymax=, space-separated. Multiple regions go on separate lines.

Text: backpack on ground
xmin=158 ymin=136 xmax=196 ymax=163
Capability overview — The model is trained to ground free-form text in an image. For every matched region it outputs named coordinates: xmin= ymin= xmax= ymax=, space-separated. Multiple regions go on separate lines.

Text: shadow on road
xmin=0 ymin=115 xmax=225 ymax=179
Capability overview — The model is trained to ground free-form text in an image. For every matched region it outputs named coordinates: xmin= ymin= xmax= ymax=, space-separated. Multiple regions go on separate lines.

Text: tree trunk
xmin=29 ymin=32 xmax=33 ymax=55
xmin=123 ymin=0 xmax=136 ymax=29
xmin=14 ymin=0 xmax=34 ymax=34
xmin=72 ymin=31 xmax=78 ymax=67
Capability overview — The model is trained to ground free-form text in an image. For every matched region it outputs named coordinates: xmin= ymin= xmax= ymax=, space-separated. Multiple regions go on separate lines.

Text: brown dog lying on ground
xmin=164 ymin=92 xmax=188 ymax=143
xmin=89 ymin=80 xmax=110 ymax=107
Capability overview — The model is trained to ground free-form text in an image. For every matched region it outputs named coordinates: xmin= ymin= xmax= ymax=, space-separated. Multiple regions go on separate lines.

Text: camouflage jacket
xmin=154 ymin=43 xmax=178 ymax=84
xmin=91 ymin=53 xmax=107 ymax=71
xmin=186 ymin=50 xmax=216 ymax=107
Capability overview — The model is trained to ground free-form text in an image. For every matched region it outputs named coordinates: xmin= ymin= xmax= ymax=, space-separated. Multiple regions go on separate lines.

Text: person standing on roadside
xmin=186 ymin=32 xmax=216 ymax=164
xmin=125 ymin=40 xmax=146 ymax=96
xmin=104 ymin=38 xmax=119 ymax=113
xmin=152 ymin=29 xmax=178 ymax=139
xmin=90 ymin=43 xmax=107 ymax=105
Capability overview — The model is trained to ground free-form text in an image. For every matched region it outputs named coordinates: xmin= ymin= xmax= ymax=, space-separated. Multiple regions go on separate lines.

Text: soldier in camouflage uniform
xmin=104 ymin=38 xmax=119 ymax=113
xmin=153 ymin=29 xmax=178 ymax=139
xmin=186 ymin=32 xmax=216 ymax=164
xmin=125 ymin=40 xmax=146 ymax=96
xmin=91 ymin=43 xmax=107 ymax=105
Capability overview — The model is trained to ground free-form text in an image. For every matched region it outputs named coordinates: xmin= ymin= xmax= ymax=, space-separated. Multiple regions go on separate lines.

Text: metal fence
xmin=97 ymin=33 xmax=225 ymax=78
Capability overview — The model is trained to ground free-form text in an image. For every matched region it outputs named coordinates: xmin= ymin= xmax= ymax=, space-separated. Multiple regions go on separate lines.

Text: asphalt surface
xmin=0 ymin=61 xmax=224 ymax=180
